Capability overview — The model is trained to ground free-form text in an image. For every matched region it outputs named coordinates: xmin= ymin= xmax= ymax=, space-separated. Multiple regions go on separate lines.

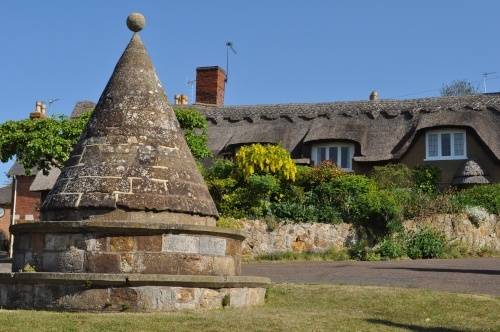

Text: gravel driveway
xmin=243 ymin=257 xmax=500 ymax=296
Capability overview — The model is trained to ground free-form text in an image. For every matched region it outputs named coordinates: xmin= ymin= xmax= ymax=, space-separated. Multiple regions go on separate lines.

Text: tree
xmin=0 ymin=107 xmax=210 ymax=175
xmin=440 ymin=80 xmax=479 ymax=97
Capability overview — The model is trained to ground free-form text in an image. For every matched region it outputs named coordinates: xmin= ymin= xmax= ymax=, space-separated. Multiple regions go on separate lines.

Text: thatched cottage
xmin=6 ymin=67 xmax=500 ymax=231
xmin=187 ymin=66 xmax=500 ymax=187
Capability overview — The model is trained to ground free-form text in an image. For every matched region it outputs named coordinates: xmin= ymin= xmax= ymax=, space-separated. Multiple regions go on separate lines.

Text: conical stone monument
xmin=0 ymin=13 xmax=269 ymax=311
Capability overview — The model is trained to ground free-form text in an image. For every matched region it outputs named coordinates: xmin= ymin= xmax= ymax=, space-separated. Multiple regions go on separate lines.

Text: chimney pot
xmin=195 ymin=66 xmax=226 ymax=106
xmin=30 ymin=101 xmax=48 ymax=120
xmin=369 ymin=90 xmax=379 ymax=101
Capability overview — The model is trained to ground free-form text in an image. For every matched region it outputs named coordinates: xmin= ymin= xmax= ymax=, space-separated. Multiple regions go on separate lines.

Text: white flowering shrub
xmin=465 ymin=206 xmax=489 ymax=226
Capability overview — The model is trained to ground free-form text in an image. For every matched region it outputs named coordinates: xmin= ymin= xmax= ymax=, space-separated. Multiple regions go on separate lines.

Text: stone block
xmin=141 ymin=253 xmax=178 ymax=274
xmin=42 ymin=252 xmax=59 ymax=271
xmin=86 ymin=252 xmax=121 ymax=273
xmin=212 ymin=256 xmax=236 ymax=276
xmin=110 ymin=236 xmax=135 ymax=252
xmin=136 ymin=235 xmax=162 ymax=252
xmin=45 ymin=234 xmax=70 ymax=251
xmin=199 ymin=236 xmax=226 ymax=256
xmin=177 ymin=254 xmax=213 ymax=275
xmin=135 ymin=286 xmax=175 ymax=311
xmin=12 ymin=252 xmax=24 ymax=272
xmin=199 ymin=289 xmax=223 ymax=309
xmin=58 ymin=287 xmax=110 ymax=311
xmin=31 ymin=234 xmax=45 ymax=255
xmin=163 ymin=234 xmax=199 ymax=254
xmin=226 ymin=239 xmax=242 ymax=256
xmin=227 ymin=288 xmax=249 ymax=308
xmin=120 ymin=253 xmax=134 ymax=273
xmin=175 ymin=288 xmax=195 ymax=303
xmin=14 ymin=234 xmax=31 ymax=251
xmin=109 ymin=288 xmax=139 ymax=311
xmin=70 ymin=234 xmax=86 ymax=250
xmin=59 ymin=247 xmax=85 ymax=272
xmin=85 ymin=235 xmax=108 ymax=252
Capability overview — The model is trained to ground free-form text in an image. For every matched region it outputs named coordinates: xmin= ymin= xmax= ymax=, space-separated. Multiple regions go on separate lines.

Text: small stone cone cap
xmin=452 ymin=160 xmax=490 ymax=185
xmin=42 ymin=15 xmax=218 ymax=221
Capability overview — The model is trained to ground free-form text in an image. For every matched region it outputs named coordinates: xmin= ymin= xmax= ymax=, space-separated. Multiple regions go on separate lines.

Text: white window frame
xmin=311 ymin=143 xmax=354 ymax=170
xmin=425 ymin=129 xmax=467 ymax=161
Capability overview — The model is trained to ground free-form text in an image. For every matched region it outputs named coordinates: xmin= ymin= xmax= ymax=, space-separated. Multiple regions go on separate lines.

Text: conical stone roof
xmin=42 ymin=19 xmax=218 ymax=222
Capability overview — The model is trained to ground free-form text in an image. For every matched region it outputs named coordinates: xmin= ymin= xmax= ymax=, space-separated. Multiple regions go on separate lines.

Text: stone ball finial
xmin=127 ymin=12 xmax=146 ymax=32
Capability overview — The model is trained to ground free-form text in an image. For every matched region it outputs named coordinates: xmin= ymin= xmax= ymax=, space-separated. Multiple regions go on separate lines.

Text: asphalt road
xmin=243 ymin=257 xmax=500 ymax=296
xmin=1 ymin=257 xmax=498 ymax=296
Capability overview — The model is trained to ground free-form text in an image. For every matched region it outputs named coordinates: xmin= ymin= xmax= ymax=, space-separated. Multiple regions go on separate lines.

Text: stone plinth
xmin=12 ymin=222 xmax=242 ymax=276
xmin=6 ymin=221 xmax=269 ymax=311
xmin=0 ymin=273 xmax=268 ymax=311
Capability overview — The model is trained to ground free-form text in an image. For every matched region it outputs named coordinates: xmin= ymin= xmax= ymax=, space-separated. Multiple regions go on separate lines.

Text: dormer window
xmin=311 ymin=143 xmax=354 ymax=170
xmin=425 ymin=129 xmax=467 ymax=160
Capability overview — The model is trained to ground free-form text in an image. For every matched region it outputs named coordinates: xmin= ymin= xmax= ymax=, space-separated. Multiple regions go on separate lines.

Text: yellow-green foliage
xmin=216 ymin=217 xmax=244 ymax=229
xmin=235 ymin=144 xmax=296 ymax=181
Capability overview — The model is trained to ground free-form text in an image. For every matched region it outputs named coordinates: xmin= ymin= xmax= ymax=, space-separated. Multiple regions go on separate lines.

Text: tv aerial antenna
xmin=225 ymin=41 xmax=237 ymax=83
xmin=187 ymin=79 xmax=195 ymax=104
xmin=481 ymin=72 xmax=498 ymax=93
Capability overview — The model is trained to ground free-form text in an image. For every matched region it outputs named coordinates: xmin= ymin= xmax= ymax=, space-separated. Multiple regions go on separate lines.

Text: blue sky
xmin=1 ymin=1 xmax=499 ymax=184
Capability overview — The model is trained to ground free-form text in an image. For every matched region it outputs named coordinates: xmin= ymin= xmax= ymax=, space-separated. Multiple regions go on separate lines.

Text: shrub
xmin=390 ymin=188 xmax=459 ymax=220
xmin=219 ymin=174 xmax=281 ymax=218
xmin=451 ymin=184 xmax=500 ymax=215
xmin=405 ymin=228 xmax=446 ymax=259
xmin=205 ymin=159 xmax=235 ymax=179
xmin=173 ymin=107 xmax=211 ymax=159
xmin=311 ymin=175 xmax=401 ymax=235
xmin=235 ymin=144 xmax=296 ymax=181
xmin=372 ymin=164 xmax=414 ymax=189
xmin=377 ymin=237 xmax=405 ymax=259
xmin=348 ymin=240 xmax=380 ymax=261
xmin=296 ymin=161 xmax=344 ymax=190
xmin=270 ymin=190 xmax=342 ymax=224
xmin=413 ymin=165 xmax=441 ymax=194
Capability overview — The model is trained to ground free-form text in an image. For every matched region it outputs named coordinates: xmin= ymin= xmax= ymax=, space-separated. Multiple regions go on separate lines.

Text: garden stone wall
xmin=240 ymin=220 xmax=358 ymax=256
xmin=404 ymin=213 xmax=500 ymax=252
xmin=240 ymin=213 xmax=499 ymax=257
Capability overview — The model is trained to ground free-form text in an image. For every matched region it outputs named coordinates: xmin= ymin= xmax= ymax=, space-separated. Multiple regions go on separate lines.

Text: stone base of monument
xmin=3 ymin=221 xmax=270 ymax=312
xmin=0 ymin=273 xmax=268 ymax=311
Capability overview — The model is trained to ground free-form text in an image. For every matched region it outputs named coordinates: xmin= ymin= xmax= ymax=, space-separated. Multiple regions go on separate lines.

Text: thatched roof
xmin=71 ymin=101 xmax=95 ymax=118
xmin=7 ymin=162 xmax=37 ymax=177
xmin=191 ymin=94 xmax=500 ymax=162
xmin=452 ymin=160 xmax=490 ymax=185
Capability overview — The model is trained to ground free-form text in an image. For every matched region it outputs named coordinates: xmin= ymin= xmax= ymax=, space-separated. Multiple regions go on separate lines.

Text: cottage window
xmin=312 ymin=143 xmax=354 ymax=170
xmin=425 ymin=130 xmax=467 ymax=160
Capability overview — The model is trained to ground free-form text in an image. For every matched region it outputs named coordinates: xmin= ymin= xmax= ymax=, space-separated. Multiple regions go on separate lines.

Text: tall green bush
xmin=372 ymin=164 xmax=414 ymax=189
xmin=413 ymin=165 xmax=441 ymax=194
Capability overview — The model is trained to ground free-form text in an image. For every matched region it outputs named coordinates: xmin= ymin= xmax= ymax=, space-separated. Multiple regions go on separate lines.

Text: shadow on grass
xmin=366 ymin=319 xmax=467 ymax=332
xmin=373 ymin=267 xmax=500 ymax=275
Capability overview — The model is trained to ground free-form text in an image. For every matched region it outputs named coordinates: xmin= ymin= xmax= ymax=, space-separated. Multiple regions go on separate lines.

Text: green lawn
xmin=0 ymin=284 xmax=498 ymax=332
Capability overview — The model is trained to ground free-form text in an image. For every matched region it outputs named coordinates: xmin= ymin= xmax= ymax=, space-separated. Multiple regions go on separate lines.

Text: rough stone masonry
xmin=0 ymin=12 xmax=268 ymax=312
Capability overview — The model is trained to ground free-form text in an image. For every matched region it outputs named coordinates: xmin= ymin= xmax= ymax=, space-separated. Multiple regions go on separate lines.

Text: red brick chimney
xmin=195 ymin=66 xmax=226 ymax=106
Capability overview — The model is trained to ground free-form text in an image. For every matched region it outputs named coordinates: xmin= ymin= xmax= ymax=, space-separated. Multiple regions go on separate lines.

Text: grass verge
xmin=0 ymin=284 xmax=498 ymax=332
